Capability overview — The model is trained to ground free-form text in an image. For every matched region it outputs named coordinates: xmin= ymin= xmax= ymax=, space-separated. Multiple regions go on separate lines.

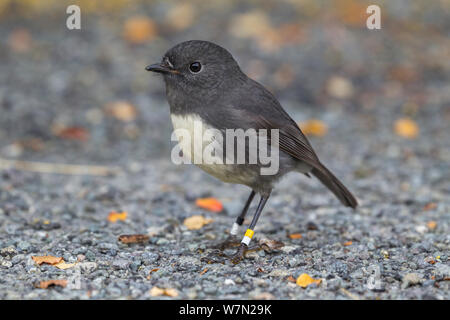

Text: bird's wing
xmin=203 ymin=78 xmax=321 ymax=169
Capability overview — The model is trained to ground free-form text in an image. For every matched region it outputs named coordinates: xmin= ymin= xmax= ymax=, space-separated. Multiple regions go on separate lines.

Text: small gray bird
xmin=147 ymin=40 xmax=357 ymax=262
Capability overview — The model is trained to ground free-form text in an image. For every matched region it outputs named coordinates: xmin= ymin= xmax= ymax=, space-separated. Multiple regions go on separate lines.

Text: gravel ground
xmin=0 ymin=1 xmax=449 ymax=300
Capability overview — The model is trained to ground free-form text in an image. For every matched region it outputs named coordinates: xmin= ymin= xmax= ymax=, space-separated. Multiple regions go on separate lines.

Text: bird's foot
xmin=230 ymin=243 xmax=261 ymax=264
xmin=200 ymin=249 xmax=227 ymax=264
xmin=209 ymin=235 xmax=240 ymax=251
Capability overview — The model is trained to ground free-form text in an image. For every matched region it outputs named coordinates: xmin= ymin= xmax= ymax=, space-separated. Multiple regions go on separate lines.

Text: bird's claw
xmin=209 ymin=235 xmax=240 ymax=251
xmin=230 ymin=243 xmax=248 ymax=264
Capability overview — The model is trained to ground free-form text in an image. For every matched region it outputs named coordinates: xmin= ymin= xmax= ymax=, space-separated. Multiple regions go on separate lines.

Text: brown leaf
xmin=55 ymin=127 xmax=89 ymax=141
xmin=259 ymin=238 xmax=284 ymax=252
xmin=288 ymin=233 xmax=302 ymax=239
xmin=118 ymin=234 xmax=149 ymax=244
xmin=32 ymin=256 xmax=63 ymax=265
xmin=35 ymin=279 xmax=67 ymax=289
xmin=423 ymin=202 xmax=437 ymax=211
xmin=183 ymin=215 xmax=213 ymax=230
xmin=299 ymin=119 xmax=328 ymax=137
xmin=195 ymin=197 xmax=224 ymax=212
xmin=123 ymin=16 xmax=157 ymax=44
xmin=394 ymin=118 xmax=419 ymax=139
xmin=343 ymin=241 xmax=353 ymax=246
xmin=200 ymin=268 xmax=208 ymax=275
xmin=296 ymin=273 xmax=322 ymax=288
xmin=108 ymin=211 xmax=127 ymax=223
xmin=426 ymin=221 xmax=437 ymax=230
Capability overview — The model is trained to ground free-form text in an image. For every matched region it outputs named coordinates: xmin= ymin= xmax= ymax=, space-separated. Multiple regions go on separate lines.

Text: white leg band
xmin=230 ymin=222 xmax=239 ymax=236
xmin=241 ymin=236 xmax=251 ymax=246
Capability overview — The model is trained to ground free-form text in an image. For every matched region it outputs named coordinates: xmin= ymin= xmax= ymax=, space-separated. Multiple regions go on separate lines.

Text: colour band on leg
xmin=230 ymin=222 xmax=239 ymax=236
xmin=241 ymin=228 xmax=254 ymax=246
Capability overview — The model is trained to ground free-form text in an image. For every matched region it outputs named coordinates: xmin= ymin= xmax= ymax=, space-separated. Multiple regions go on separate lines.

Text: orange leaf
xmin=108 ymin=211 xmax=127 ymax=223
xmin=36 ymin=279 xmax=67 ymax=289
xmin=149 ymin=286 xmax=178 ymax=297
xmin=288 ymin=233 xmax=302 ymax=239
xmin=423 ymin=203 xmax=437 ymax=211
xmin=299 ymin=119 xmax=328 ymax=137
xmin=32 ymin=256 xmax=63 ymax=265
xmin=296 ymin=273 xmax=322 ymax=288
xmin=394 ymin=118 xmax=419 ymax=139
xmin=183 ymin=215 xmax=213 ymax=230
xmin=200 ymin=268 xmax=208 ymax=275
xmin=195 ymin=198 xmax=223 ymax=212
xmin=118 ymin=234 xmax=149 ymax=244
xmin=427 ymin=221 xmax=437 ymax=230
xmin=343 ymin=241 xmax=353 ymax=246
xmin=123 ymin=16 xmax=157 ymax=44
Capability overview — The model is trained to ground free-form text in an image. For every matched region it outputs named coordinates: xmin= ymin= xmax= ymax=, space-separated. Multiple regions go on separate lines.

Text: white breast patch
xmin=170 ymin=113 xmax=215 ymax=163
xmin=170 ymin=113 xmax=254 ymax=184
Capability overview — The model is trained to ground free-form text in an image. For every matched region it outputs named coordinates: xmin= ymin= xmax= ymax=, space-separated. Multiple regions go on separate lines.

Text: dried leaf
xmin=229 ymin=10 xmax=271 ymax=40
xmin=288 ymin=233 xmax=302 ymax=239
xmin=164 ymin=288 xmax=179 ymax=297
xmin=427 ymin=221 xmax=437 ymax=230
xmin=343 ymin=241 xmax=353 ymax=246
xmin=118 ymin=234 xmax=149 ymax=244
xmin=334 ymin=0 xmax=367 ymax=27
xmin=394 ymin=118 xmax=419 ymax=139
xmin=108 ymin=211 xmax=128 ymax=223
xmin=55 ymin=127 xmax=89 ymax=141
xmin=8 ymin=28 xmax=32 ymax=53
xmin=423 ymin=202 xmax=437 ymax=211
xmin=149 ymin=286 xmax=178 ymax=297
xmin=54 ymin=261 xmax=76 ymax=270
xmin=123 ymin=16 xmax=157 ymax=44
xmin=300 ymin=119 xmax=328 ymax=137
xmin=195 ymin=197 xmax=224 ymax=212
xmin=166 ymin=3 xmax=195 ymax=31
xmin=296 ymin=273 xmax=322 ymax=288
xmin=32 ymin=256 xmax=63 ymax=265
xmin=36 ymin=279 xmax=67 ymax=289
xmin=287 ymin=275 xmax=296 ymax=283
xmin=327 ymin=76 xmax=354 ymax=99
xmin=183 ymin=215 xmax=213 ymax=230
xmin=259 ymin=238 xmax=284 ymax=252
xmin=200 ymin=268 xmax=208 ymax=275
xmin=253 ymin=292 xmax=275 ymax=300
xmin=105 ymin=101 xmax=137 ymax=122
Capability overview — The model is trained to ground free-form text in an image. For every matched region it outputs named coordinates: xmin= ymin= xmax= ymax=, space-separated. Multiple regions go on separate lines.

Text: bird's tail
xmin=311 ymin=163 xmax=358 ymax=208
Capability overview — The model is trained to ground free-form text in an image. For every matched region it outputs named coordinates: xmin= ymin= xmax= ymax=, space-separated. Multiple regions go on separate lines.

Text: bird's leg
xmin=210 ymin=191 xmax=255 ymax=250
xmin=231 ymin=192 xmax=270 ymax=264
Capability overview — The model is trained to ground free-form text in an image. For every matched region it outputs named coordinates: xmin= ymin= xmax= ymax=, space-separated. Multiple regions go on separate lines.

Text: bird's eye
xmin=189 ymin=62 xmax=202 ymax=73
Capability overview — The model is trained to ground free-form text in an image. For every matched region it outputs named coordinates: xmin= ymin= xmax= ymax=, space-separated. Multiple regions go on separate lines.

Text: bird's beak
xmin=145 ymin=62 xmax=178 ymax=74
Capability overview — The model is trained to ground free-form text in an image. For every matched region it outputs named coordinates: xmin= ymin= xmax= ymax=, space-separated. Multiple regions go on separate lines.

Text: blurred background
xmin=0 ymin=0 xmax=448 ymax=168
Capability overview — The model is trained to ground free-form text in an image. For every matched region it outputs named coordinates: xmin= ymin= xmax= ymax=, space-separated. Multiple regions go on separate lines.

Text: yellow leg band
xmin=244 ymin=229 xmax=254 ymax=239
